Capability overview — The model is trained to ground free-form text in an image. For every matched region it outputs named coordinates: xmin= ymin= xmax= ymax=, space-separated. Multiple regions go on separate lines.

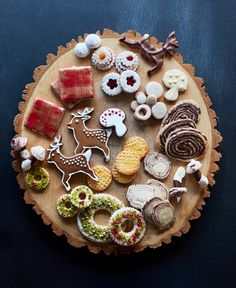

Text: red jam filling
xmin=126 ymin=55 xmax=133 ymax=61
xmin=126 ymin=76 xmax=136 ymax=87
xmin=107 ymin=79 xmax=118 ymax=90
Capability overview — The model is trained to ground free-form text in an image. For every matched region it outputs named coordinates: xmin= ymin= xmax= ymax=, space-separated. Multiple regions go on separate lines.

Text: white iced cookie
xmin=151 ymin=102 xmax=167 ymax=119
xmin=85 ymin=34 xmax=101 ymax=49
xmin=134 ymin=104 xmax=151 ymax=121
xmin=145 ymin=81 xmax=163 ymax=98
xmin=162 ymin=69 xmax=188 ymax=101
xmin=135 ymin=91 xmax=146 ymax=104
xmin=146 ymin=94 xmax=157 ymax=105
xmin=130 ymin=100 xmax=139 ymax=111
xmin=74 ymin=43 xmax=90 ymax=58
xmin=102 ymin=72 xmax=122 ymax=96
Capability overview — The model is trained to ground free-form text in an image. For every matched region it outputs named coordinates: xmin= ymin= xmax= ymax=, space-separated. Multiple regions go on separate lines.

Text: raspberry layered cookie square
xmin=58 ymin=66 xmax=94 ymax=103
xmin=24 ymin=97 xmax=65 ymax=138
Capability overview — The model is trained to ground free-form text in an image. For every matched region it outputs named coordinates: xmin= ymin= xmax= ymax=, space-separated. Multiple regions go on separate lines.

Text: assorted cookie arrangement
xmin=11 ymin=30 xmax=221 ymax=253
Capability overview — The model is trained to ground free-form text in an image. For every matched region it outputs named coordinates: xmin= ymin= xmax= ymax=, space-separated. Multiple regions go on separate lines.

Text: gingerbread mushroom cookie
xmin=144 ymin=152 xmax=171 ymax=180
xmin=87 ymin=166 xmax=112 ymax=192
xmin=162 ymin=69 xmax=188 ymax=101
xmin=99 ymin=108 xmax=127 ymax=137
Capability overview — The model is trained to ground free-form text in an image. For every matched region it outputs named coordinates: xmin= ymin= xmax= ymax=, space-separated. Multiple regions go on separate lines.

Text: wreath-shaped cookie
xmin=11 ymin=29 xmax=221 ymax=254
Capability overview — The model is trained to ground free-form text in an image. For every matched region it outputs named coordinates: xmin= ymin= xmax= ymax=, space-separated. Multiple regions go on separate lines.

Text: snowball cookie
xmin=74 ymin=42 xmax=90 ymax=58
xmin=85 ymin=34 xmax=101 ymax=49
xmin=145 ymin=81 xmax=163 ymax=98
xmin=146 ymin=94 xmax=157 ymax=105
xmin=130 ymin=100 xmax=139 ymax=111
xmin=135 ymin=91 xmax=146 ymax=104
xmin=151 ymin=102 xmax=167 ymax=119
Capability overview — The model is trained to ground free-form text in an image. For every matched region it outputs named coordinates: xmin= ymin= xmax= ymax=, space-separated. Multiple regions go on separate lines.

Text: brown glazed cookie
xmin=157 ymin=118 xmax=196 ymax=150
xmin=165 ymin=127 xmax=207 ymax=161
xmin=161 ymin=100 xmax=201 ymax=128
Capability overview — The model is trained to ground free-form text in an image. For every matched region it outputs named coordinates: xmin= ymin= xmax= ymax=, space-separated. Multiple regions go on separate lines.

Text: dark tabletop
xmin=0 ymin=0 xmax=236 ymax=287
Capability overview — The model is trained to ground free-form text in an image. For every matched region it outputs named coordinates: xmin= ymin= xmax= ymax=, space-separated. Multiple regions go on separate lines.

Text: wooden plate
xmin=12 ymin=29 xmax=222 ymax=254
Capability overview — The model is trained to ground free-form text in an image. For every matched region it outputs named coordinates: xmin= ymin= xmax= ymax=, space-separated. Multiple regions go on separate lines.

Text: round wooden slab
xmin=12 ymin=29 xmax=222 ymax=254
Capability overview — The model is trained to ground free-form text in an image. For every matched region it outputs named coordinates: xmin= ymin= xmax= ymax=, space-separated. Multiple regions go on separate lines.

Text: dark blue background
xmin=0 ymin=1 xmax=235 ymax=287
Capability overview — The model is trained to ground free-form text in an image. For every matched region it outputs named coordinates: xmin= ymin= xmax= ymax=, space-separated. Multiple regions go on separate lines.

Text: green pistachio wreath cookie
xmin=77 ymin=193 xmax=124 ymax=243
xmin=25 ymin=167 xmax=50 ymax=190
xmin=70 ymin=185 xmax=94 ymax=209
xmin=108 ymin=207 xmax=146 ymax=246
xmin=57 ymin=194 xmax=78 ymax=218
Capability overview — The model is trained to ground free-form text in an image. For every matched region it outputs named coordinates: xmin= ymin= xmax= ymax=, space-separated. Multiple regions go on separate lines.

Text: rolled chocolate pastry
xmin=161 ymin=100 xmax=201 ymax=128
xmin=142 ymin=198 xmax=175 ymax=230
xmin=157 ymin=118 xmax=196 ymax=151
xmin=165 ymin=127 xmax=207 ymax=161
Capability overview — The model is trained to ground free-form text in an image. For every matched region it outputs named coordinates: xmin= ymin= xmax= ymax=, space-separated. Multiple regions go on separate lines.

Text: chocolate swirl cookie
xmin=157 ymin=119 xmax=196 ymax=151
xmin=161 ymin=100 xmax=201 ymax=127
xmin=165 ymin=127 xmax=207 ymax=161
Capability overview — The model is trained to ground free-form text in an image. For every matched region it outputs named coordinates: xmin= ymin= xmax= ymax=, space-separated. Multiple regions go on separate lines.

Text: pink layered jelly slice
xmin=58 ymin=66 xmax=94 ymax=102
xmin=24 ymin=97 xmax=65 ymax=138
xmin=50 ymin=78 xmax=79 ymax=110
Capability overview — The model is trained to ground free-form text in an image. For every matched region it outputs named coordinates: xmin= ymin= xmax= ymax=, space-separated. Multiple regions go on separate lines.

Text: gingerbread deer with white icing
xmin=67 ymin=107 xmax=112 ymax=161
xmin=47 ymin=135 xmax=98 ymax=191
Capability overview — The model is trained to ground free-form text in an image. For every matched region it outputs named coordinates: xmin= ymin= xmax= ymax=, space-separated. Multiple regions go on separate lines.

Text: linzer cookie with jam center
xmin=11 ymin=29 xmax=221 ymax=254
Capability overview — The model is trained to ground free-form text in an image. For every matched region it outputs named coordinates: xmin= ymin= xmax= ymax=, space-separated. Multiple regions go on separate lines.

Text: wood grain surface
xmin=1 ymin=1 xmax=235 ymax=287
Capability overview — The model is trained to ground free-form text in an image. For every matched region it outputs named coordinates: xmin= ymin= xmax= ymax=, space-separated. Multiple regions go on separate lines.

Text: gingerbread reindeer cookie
xmin=67 ymin=107 xmax=112 ymax=161
xmin=47 ymin=135 xmax=98 ymax=191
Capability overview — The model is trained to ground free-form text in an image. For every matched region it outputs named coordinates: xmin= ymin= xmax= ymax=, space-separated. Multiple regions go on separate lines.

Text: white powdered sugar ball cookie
xmin=145 ymin=81 xmax=163 ymax=98
xmin=146 ymin=94 xmax=157 ymax=105
xmin=135 ymin=92 xmax=146 ymax=104
xmin=151 ymin=102 xmax=167 ymax=119
xmin=130 ymin=100 xmax=139 ymax=111
xmin=85 ymin=34 xmax=101 ymax=49
xmin=74 ymin=43 xmax=90 ymax=58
